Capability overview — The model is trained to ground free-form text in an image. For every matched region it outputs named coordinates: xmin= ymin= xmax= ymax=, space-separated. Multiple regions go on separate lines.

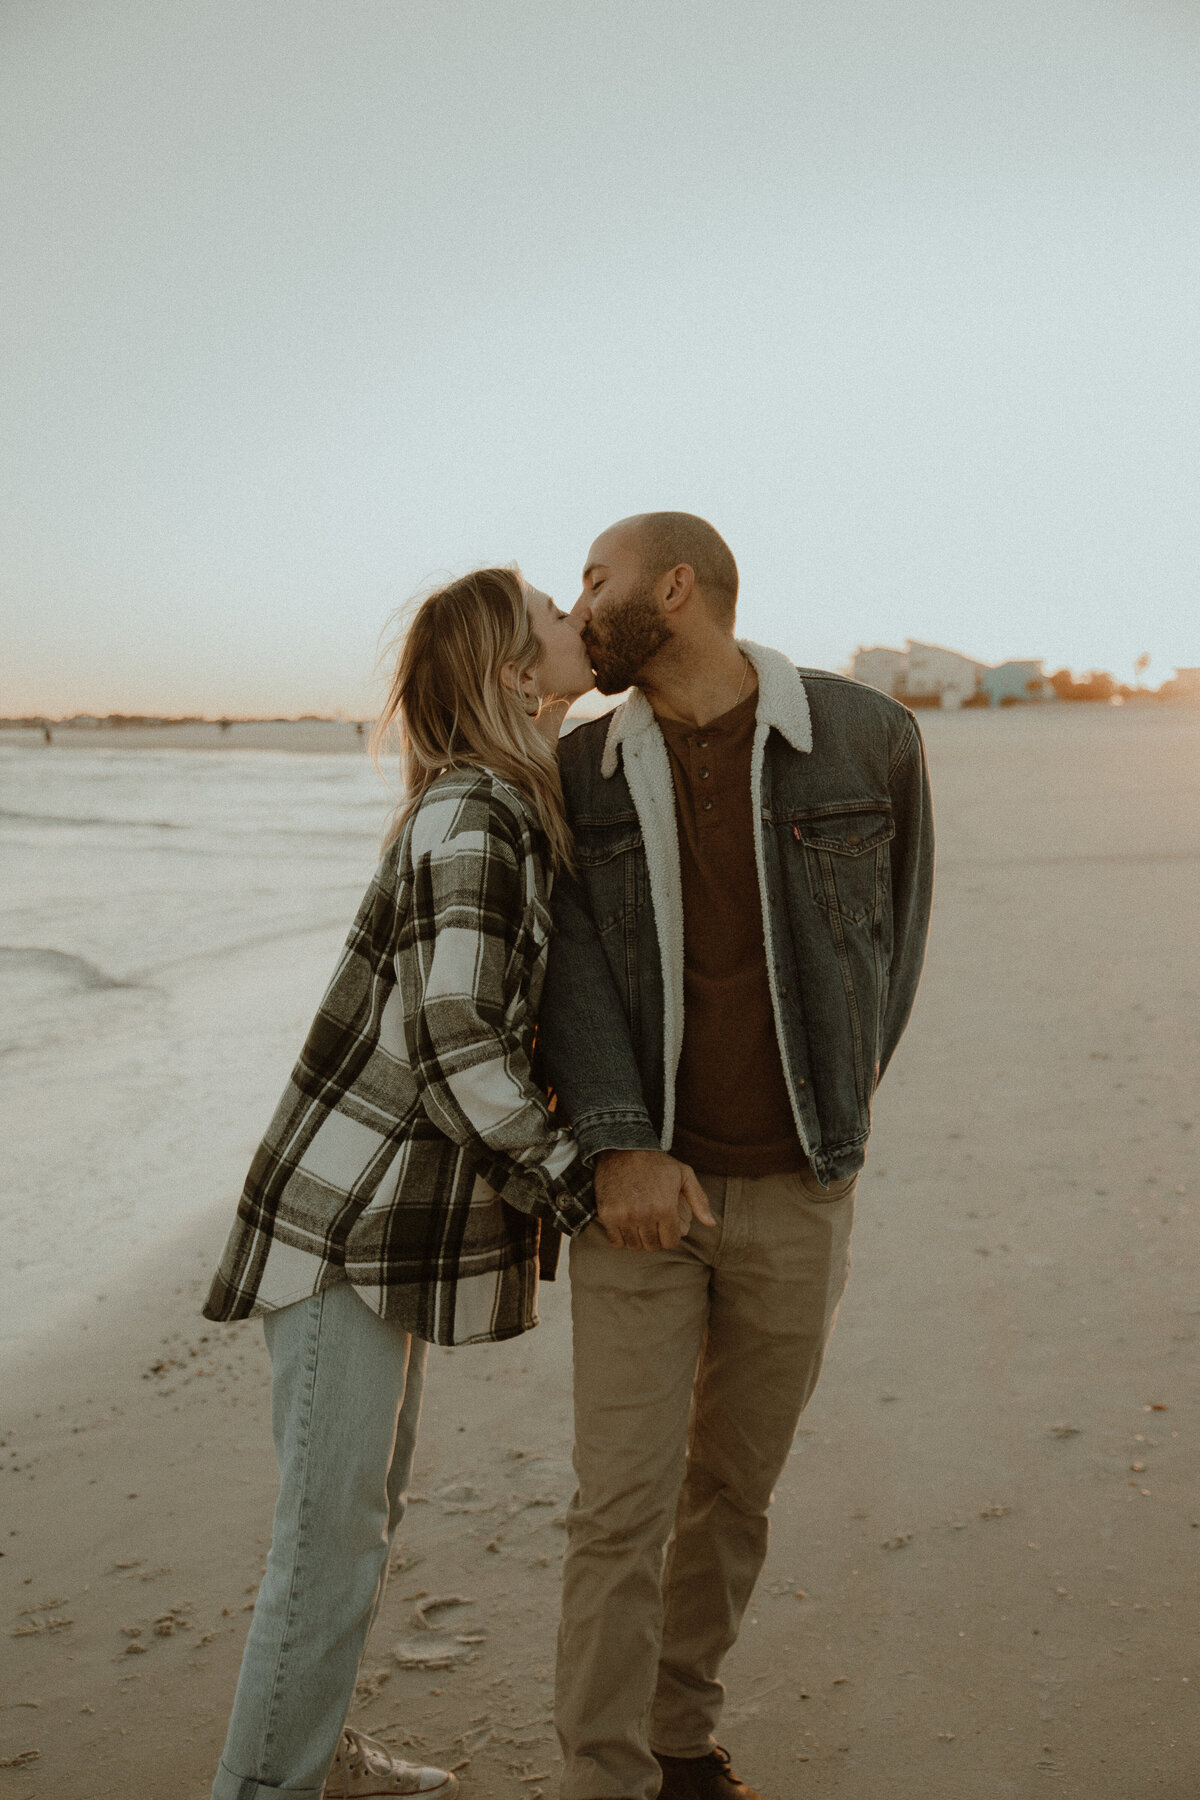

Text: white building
xmin=902 ymin=640 xmax=988 ymax=708
xmin=851 ymin=639 xmax=986 ymax=708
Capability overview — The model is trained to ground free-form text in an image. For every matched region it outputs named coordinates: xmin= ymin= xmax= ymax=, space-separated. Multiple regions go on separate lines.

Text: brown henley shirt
xmin=657 ymin=687 xmax=806 ymax=1178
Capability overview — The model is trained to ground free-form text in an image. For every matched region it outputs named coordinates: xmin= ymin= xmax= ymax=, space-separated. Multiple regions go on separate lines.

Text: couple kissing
xmin=203 ymin=512 xmax=934 ymax=1800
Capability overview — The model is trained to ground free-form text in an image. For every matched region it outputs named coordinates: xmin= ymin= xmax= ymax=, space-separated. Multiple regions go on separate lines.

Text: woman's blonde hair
xmin=370 ymin=565 xmax=574 ymax=870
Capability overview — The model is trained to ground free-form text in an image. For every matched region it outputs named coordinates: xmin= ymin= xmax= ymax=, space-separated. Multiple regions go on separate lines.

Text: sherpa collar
xmin=599 ymin=640 xmax=812 ymax=779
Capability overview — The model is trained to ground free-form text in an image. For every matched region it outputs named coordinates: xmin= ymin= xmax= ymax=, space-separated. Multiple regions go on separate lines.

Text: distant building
xmin=980 ymin=660 xmax=1049 ymax=705
xmin=1162 ymin=666 xmax=1200 ymax=699
xmin=851 ymin=639 xmax=1052 ymax=708
xmin=851 ymin=646 xmax=908 ymax=697
xmin=901 ymin=641 xmax=988 ymax=709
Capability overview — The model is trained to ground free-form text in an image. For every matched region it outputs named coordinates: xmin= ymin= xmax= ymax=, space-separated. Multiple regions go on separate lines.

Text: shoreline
xmin=0 ymin=720 xmax=374 ymax=756
xmin=0 ymin=696 xmax=624 ymax=759
xmin=4 ymin=693 xmax=1197 ymax=760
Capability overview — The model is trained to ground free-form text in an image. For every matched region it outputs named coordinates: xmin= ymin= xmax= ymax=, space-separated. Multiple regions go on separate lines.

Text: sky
xmin=3 ymin=0 xmax=1199 ymax=717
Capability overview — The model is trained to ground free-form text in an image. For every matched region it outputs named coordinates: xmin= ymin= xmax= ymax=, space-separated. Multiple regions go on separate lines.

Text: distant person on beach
xmin=201 ymin=569 xmax=704 ymax=1800
xmin=539 ymin=513 xmax=935 ymax=1800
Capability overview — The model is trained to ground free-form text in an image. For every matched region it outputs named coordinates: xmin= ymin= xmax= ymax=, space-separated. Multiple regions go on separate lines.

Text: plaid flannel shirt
xmin=203 ymin=767 xmax=595 ymax=1346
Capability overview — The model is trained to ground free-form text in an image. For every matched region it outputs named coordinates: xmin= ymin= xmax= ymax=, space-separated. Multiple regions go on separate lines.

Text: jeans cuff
xmin=212 ymin=1758 xmax=325 ymax=1800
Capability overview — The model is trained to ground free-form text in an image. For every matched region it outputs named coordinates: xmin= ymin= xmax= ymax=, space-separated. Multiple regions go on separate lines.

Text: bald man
xmin=539 ymin=514 xmax=934 ymax=1800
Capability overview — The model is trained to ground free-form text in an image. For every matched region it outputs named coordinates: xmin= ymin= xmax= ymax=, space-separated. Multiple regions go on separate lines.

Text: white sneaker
xmin=323 ymin=1727 xmax=460 ymax=1798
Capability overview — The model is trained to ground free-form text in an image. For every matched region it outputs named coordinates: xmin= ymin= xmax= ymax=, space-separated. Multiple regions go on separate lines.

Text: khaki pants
xmin=555 ymin=1167 xmax=855 ymax=1800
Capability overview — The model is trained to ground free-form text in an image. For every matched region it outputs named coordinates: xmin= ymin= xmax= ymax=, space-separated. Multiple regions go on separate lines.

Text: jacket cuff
xmin=570 ymin=1107 xmax=663 ymax=1166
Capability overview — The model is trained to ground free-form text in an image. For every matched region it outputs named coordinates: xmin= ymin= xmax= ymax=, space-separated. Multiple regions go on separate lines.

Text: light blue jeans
xmin=212 ymin=1278 xmax=429 ymax=1800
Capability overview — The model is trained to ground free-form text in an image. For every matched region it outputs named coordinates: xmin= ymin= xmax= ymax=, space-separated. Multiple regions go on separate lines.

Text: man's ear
xmin=659 ymin=563 xmax=695 ymax=616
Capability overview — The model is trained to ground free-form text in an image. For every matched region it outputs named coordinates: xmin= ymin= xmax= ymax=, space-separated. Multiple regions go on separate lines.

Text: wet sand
xmin=2 ymin=702 xmax=1199 ymax=1800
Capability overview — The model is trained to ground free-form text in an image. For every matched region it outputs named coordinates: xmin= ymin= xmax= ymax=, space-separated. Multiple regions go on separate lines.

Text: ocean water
xmin=0 ymin=742 xmax=394 ymax=1352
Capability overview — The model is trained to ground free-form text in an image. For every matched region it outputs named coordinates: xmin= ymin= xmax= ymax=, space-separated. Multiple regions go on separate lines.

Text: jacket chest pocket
xmin=573 ymin=820 xmax=649 ymax=934
xmin=793 ymin=810 xmax=894 ymax=925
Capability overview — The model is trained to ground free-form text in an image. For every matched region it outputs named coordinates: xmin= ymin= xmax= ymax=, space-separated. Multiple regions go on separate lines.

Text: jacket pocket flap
xmin=573 ymin=823 xmax=645 ymax=865
xmin=797 ymin=814 xmax=895 ymax=857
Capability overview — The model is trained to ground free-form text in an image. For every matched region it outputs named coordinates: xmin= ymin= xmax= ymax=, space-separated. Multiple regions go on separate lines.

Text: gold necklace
xmin=732 ymin=653 xmax=750 ymax=708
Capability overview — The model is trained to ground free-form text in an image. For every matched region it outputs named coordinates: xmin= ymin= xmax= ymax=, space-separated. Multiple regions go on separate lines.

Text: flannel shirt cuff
xmin=545 ymin=1149 xmax=597 ymax=1237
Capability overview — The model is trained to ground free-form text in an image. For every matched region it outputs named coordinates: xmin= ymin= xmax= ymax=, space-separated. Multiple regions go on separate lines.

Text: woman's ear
xmin=501 ymin=661 xmax=541 ymax=714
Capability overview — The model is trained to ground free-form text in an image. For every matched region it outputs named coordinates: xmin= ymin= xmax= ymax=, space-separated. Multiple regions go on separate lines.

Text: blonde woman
xmin=203 ymin=569 xmax=599 ymax=1800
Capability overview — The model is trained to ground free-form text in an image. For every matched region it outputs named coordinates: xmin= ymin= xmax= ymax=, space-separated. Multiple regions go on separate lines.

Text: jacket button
xmin=797 ymin=1076 xmax=806 ymax=1087
xmin=780 ymin=984 xmax=789 ymax=996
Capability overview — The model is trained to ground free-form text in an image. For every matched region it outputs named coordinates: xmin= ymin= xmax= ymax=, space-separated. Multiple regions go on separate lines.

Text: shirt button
xmin=699 ymin=767 xmax=711 ymax=780
xmin=702 ymin=798 xmax=714 ymax=812
xmin=698 ymin=737 xmax=708 ymax=748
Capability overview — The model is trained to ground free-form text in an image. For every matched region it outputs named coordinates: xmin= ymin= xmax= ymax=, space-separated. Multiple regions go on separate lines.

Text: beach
xmin=2 ymin=702 xmax=1198 ymax=1800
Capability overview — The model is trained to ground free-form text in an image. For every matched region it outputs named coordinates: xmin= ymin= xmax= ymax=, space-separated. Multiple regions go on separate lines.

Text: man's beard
xmin=583 ymin=578 xmax=671 ymax=694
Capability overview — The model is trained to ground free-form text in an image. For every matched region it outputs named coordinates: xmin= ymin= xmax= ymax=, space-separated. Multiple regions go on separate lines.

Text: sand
xmin=3 ymin=701 xmax=1199 ymax=1800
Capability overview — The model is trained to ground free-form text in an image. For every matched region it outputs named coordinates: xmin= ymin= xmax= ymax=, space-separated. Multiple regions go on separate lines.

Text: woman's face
xmin=525 ymin=585 xmax=596 ymax=702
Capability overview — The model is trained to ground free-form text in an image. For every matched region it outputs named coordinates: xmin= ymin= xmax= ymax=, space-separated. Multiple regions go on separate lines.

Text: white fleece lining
xmin=748 ymin=714 xmax=813 ymax=1159
xmin=619 ymin=729 xmax=685 ymax=1148
xmin=599 ymin=641 xmax=814 ymax=1154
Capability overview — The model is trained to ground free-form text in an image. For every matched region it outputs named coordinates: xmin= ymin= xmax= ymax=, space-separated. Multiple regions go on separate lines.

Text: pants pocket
xmin=794 ymin=1166 xmax=858 ymax=1202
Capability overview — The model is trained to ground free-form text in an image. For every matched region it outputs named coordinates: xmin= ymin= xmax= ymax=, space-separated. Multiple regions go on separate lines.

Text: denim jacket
xmin=538 ymin=642 xmax=934 ymax=1187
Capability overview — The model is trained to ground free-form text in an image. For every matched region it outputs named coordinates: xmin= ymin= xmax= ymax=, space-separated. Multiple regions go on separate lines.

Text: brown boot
xmin=654 ymin=1745 xmax=764 ymax=1800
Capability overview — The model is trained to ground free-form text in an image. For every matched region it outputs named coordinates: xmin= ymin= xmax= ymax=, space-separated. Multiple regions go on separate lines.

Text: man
xmin=539 ymin=514 xmax=933 ymax=1800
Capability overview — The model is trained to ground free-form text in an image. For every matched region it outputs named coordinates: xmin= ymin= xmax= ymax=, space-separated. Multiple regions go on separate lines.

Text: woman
xmin=203 ymin=568 xmax=597 ymax=1800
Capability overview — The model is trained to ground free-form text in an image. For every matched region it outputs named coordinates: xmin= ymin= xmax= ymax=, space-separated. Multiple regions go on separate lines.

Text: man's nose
xmin=569 ymin=595 xmax=592 ymax=633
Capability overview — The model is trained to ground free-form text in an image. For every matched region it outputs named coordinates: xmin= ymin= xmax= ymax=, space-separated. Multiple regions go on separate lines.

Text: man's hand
xmin=594 ymin=1149 xmax=716 ymax=1251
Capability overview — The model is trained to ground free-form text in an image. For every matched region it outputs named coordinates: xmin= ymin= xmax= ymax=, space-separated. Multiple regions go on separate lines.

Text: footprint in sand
xmin=392 ymin=1595 xmax=485 ymax=1670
